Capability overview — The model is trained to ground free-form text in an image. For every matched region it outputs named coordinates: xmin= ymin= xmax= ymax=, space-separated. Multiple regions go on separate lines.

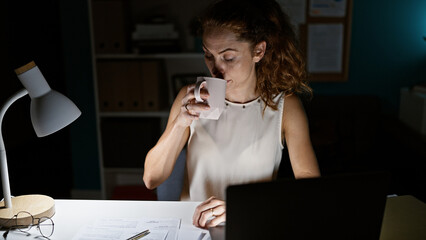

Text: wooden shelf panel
xmin=104 ymin=168 xmax=144 ymax=173
xmin=99 ymin=111 xmax=169 ymax=118
xmin=96 ymin=53 xmax=204 ymax=60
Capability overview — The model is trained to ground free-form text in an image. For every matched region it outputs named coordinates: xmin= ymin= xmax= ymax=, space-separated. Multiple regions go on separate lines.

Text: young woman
xmin=143 ymin=0 xmax=320 ymax=229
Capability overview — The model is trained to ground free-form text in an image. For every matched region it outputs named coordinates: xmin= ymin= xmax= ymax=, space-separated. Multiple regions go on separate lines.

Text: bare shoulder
xmin=282 ymin=94 xmax=308 ymax=135
xmin=284 ymin=92 xmax=302 ymax=104
xmin=283 ymin=94 xmax=306 ymax=120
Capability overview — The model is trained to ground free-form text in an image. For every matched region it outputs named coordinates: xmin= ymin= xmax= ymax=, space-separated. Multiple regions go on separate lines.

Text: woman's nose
xmin=212 ymin=63 xmax=225 ymax=79
xmin=212 ymin=68 xmax=224 ymax=79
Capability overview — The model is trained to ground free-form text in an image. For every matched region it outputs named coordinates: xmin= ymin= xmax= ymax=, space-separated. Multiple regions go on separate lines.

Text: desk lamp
xmin=0 ymin=61 xmax=81 ymax=226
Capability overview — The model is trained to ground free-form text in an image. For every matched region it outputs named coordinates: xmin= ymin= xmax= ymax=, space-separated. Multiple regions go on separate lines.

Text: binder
xmin=97 ymin=60 xmax=141 ymax=111
xmin=140 ymin=60 xmax=166 ymax=111
xmin=97 ymin=59 xmax=167 ymax=112
xmin=92 ymin=0 xmax=128 ymax=54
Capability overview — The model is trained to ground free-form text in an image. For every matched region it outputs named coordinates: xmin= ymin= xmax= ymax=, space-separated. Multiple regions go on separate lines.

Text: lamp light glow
xmin=0 ymin=61 xmax=81 ymax=226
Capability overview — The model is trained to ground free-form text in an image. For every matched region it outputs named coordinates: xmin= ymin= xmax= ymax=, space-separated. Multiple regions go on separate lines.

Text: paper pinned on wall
xmin=310 ymin=0 xmax=347 ymax=17
xmin=307 ymin=23 xmax=344 ymax=73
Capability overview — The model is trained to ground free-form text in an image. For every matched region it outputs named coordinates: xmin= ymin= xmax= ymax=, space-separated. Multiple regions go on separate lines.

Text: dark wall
xmin=59 ymin=0 xmax=100 ymax=191
xmin=311 ymin=0 xmax=426 ymax=114
xmin=307 ymin=0 xmax=426 ymax=201
xmin=1 ymin=0 xmax=73 ymax=198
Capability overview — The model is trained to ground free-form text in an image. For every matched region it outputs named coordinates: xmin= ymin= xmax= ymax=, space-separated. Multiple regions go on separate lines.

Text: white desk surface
xmin=1 ymin=196 xmax=424 ymax=240
xmin=1 ymin=199 xmax=207 ymax=240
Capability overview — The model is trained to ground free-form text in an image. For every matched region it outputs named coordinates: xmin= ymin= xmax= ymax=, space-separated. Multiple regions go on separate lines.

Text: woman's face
xmin=202 ymin=28 xmax=264 ymax=99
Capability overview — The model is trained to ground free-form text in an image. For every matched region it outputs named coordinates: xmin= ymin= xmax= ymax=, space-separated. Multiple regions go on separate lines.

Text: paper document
xmin=72 ymin=218 xmax=180 ymax=240
xmin=307 ymin=23 xmax=344 ymax=73
xmin=310 ymin=0 xmax=347 ymax=17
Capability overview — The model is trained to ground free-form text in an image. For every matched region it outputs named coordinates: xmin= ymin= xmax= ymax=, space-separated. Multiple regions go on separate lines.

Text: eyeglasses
xmin=1 ymin=211 xmax=54 ymax=238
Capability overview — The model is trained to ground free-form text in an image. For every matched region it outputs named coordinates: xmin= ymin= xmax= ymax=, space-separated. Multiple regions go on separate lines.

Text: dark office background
xmin=0 ymin=0 xmax=425 ymax=201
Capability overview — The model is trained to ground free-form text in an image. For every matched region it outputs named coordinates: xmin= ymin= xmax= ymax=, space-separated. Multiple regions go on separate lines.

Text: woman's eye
xmin=223 ymin=55 xmax=235 ymax=62
xmin=204 ymin=54 xmax=213 ymax=60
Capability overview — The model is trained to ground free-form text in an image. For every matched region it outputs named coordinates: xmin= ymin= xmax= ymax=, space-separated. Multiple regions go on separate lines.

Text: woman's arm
xmin=143 ymin=85 xmax=209 ymax=189
xmin=282 ymin=94 xmax=321 ymax=179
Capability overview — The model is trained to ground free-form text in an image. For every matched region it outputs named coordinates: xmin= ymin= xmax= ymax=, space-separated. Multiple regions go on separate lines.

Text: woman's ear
xmin=253 ymin=41 xmax=266 ymax=63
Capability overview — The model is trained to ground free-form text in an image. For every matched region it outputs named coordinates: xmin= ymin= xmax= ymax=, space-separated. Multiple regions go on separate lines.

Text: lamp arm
xmin=0 ymin=88 xmax=29 ymax=208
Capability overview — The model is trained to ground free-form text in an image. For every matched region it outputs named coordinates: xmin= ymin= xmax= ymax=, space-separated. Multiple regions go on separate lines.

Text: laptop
xmin=209 ymin=171 xmax=390 ymax=240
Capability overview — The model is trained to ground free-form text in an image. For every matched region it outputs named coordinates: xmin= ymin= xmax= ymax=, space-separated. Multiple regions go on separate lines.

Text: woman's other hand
xmin=193 ymin=196 xmax=226 ymax=229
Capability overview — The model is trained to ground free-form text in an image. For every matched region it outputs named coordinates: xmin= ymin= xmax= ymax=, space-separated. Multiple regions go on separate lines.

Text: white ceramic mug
xmin=194 ymin=76 xmax=227 ymax=120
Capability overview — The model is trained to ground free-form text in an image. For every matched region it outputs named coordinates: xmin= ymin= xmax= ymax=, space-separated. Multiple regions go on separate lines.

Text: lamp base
xmin=0 ymin=194 xmax=55 ymax=227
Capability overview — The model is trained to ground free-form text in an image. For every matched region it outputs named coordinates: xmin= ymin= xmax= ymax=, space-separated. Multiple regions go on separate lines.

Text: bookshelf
xmin=87 ymin=0 xmax=209 ymax=199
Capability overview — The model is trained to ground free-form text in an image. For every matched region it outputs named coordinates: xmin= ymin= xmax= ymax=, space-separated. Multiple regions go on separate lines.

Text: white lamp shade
xmin=14 ymin=61 xmax=82 ymax=137
xmin=31 ymin=90 xmax=81 ymax=137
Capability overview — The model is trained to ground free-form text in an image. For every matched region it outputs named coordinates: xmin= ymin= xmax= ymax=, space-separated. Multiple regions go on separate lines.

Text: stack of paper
xmin=72 ymin=218 xmax=180 ymax=240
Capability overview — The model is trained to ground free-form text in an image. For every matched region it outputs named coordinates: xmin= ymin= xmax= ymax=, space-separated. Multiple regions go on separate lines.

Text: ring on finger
xmin=211 ymin=208 xmax=216 ymax=217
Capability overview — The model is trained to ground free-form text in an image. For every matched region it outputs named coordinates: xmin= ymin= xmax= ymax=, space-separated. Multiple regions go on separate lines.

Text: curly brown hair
xmin=199 ymin=0 xmax=312 ymax=110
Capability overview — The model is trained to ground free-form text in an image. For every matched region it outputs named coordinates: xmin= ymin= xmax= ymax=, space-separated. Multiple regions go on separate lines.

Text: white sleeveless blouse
xmin=181 ymin=93 xmax=285 ymax=201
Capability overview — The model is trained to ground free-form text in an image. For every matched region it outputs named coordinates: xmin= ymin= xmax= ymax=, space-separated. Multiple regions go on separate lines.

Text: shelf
xmin=89 ymin=0 xmax=209 ymax=199
xmin=104 ymin=168 xmax=144 ymax=174
xmin=99 ymin=111 xmax=169 ymax=118
xmin=96 ymin=52 xmax=204 ymax=60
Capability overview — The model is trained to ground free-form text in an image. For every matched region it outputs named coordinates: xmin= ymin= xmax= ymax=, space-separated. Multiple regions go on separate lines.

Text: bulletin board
xmin=281 ymin=0 xmax=353 ymax=82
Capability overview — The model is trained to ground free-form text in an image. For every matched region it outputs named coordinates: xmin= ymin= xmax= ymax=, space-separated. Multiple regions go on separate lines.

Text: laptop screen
xmin=223 ymin=171 xmax=390 ymax=240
